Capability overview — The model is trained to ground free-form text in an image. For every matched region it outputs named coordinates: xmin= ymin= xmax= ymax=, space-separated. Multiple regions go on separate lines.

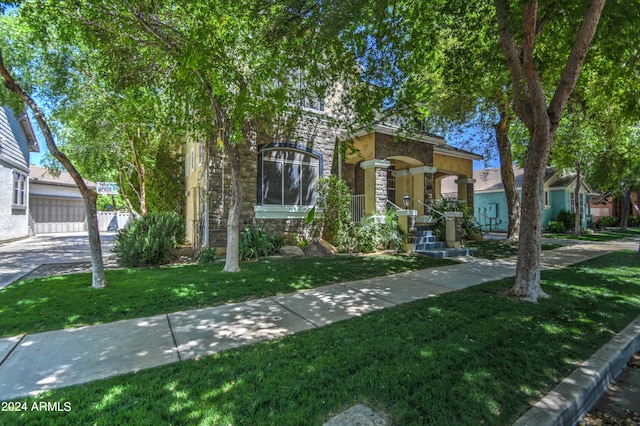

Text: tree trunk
xmin=620 ymin=184 xmax=631 ymax=230
xmin=116 ymin=167 xmax=140 ymax=217
xmin=129 ymin=128 xmax=147 ymax=216
xmin=574 ymin=162 xmax=582 ymax=235
xmin=84 ymin=192 xmax=107 ymax=288
xmin=223 ymin=140 xmax=242 ymax=272
xmin=494 ymin=0 xmax=605 ymax=301
xmin=494 ymin=109 xmax=520 ymax=243
xmin=0 ymin=50 xmax=106 ymax=288
xmin=510 ymin=131 xmax=550 ymax=301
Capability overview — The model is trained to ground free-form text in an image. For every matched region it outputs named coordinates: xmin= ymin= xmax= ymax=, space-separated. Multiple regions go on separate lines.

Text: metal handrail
xmin=386 ymin=199 xmax=403 ymax=211
xmin=417 ymin=200 xmax=452 ymax=220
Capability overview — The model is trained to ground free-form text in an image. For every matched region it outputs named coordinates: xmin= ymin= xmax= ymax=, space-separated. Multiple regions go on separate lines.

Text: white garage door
xmin=30 ymin=197 xmax=87 ymax=233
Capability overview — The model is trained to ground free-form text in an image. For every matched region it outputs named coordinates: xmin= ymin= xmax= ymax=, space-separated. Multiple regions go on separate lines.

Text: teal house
xmin=441 ymin=166 xmax=595 ymax=232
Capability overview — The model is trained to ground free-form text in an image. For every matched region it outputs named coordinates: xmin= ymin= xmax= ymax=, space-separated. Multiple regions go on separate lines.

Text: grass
xmin=468 ymin=240 xmax=563 ymax=260
xmin=0 ymin=254 xmax=456 ymax=337
xmin=4 ymin=251 xmax=640 ymax=425
xmin=543 ymin=227 xmax=640 ymax=242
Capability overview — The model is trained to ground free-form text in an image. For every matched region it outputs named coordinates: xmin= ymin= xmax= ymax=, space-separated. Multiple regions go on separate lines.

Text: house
xmin=28 ymin=165 xmax=96 ymax=233
xmin=441 ymin=166 xmax=595 ymax=232
xmin=589 ymin=191 xmax=640 ymax=225
xmin=185 ymin=99 xmax=483 ymax=250
xmin=0 ymin=106 xmax=39 ymax=243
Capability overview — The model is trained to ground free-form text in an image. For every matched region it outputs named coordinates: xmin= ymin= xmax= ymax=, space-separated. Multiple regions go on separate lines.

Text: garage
xmin=29 ymin=166 xmax=93 ymax=234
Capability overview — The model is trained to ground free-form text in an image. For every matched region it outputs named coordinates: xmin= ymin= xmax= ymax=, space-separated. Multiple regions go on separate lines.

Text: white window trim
xmin=254 ymin=205 xmax=314 ymax=220
xmin=544 ymin=189 xmax=550 ymax=209
xmin=12 ymin=170 xmax=28 ymax=208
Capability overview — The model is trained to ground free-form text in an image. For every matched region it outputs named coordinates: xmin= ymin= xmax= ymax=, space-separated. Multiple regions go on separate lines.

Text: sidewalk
xmin=0 ymin=238 xmax=638 ymax=419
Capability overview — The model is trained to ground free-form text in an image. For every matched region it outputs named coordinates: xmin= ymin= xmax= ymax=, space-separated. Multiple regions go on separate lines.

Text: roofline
xmin=434 ymin=145 xmax=484 ymax=161
xmin=17 ymin=113 xmax=40 ymax=153
xmin=29 ymin=179 xmax=96 ymax=190
xmin=351 ymin=123 xmax=447 ymax=145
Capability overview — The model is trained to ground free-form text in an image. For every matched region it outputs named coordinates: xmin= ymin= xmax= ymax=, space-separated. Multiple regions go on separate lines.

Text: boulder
xmin=304 ymin=238 xmax=337 ymax=257
xmin=279 ymin=245 xmax=305 ymax=258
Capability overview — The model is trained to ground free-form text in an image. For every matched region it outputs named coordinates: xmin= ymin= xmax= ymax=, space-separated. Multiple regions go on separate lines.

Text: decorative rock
xmin=279 ymin=245 xmax=305 ymax=258
xmin=324 ymin=404 xmax=389 ymax=426
xmin=304 ymin=238 xmax=337 ymax=257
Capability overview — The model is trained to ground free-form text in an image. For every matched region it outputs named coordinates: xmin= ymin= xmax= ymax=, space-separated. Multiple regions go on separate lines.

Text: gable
xmin=0 ymin=106 xmax=34 ymax=173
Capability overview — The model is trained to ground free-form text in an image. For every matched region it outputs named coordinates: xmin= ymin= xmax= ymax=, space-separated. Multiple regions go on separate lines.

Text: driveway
xmin=0 ymin=232 xmax=116 ymax=289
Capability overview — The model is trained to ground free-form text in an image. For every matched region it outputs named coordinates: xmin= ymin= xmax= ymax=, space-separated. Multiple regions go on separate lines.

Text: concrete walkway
xmin=0 ymin=237 xmax=638 ymax=423
xmin=0 ymin=232 xmax=115 ymax=289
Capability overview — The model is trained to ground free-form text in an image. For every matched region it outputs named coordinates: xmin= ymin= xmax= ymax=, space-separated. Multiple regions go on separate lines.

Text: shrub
xmin=378 ymin=209 xmax=407 ymax=251
xmin=556 ymin=210 xmax=575 ymax=230
xmin=627 ymin=216 xmax=640 ymax=227
xmin=429 ymin=198 xmax=479 ymax=240
xmin=596 ymin=216 xmax=619 ymax=229
xmin=197 ymin=247 xmax=217 ymax=264
xmin=309 ymin=176 xmax=352 ymax=244
xmin=239 ymin=224 xmax=281 ymax=261
xmin=334 ymin=210 xmax=407 ymax=254
xmin=547 ymin=221 xmax=566 ymax=234
xmin=355 ymin=220 xmax=380 ymax=253
xmin=114 ymin=212 xmax=186 ymax=267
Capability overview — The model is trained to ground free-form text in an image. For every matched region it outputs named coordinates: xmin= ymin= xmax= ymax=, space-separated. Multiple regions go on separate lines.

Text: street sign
xmin=96 ymin=182 xmax=119 ymax=195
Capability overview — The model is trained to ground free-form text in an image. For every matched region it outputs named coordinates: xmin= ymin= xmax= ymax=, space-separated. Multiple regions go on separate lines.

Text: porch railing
xmin=350 ymin=194 xmax=365 ymax=223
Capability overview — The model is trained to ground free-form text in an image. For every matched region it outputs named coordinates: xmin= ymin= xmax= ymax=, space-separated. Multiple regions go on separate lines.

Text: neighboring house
xmin=442 ymin=166 xmax=595 ymax=232
xmin=185 ymin=100 xmax=483 ymax=250
xmin=0 ymin=106 xmax=39 ymax=243
xmin=589 ymin=191 xmax=640 ymax=224
xmin=29 ymin=166 xmax=96 ymax=233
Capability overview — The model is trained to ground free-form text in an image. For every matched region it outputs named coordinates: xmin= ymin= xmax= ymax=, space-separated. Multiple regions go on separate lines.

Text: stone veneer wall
xmin=206 ymin=114 xmax=342 ymax=248
xmin=374 ymin=133 xmax=435 ymax=167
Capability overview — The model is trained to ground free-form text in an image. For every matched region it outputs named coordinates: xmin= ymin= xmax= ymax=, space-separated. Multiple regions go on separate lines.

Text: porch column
xmin=455 ymin=178 xmax=476 ymax=211
xmin=410 ymin=166 xmax=437 ymax=215
xmin=361 ymin=159 xmax=390 ymax=215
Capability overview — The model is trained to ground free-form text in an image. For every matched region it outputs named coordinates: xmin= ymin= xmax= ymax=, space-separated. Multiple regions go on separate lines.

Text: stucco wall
xmin=0 ymin=166 xmax=29 ymax=242
xmin=474 ymin=191 xmax=512 ymax=232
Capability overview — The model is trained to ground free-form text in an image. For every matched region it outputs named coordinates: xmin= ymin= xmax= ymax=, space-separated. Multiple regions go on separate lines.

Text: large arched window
xmin=258 ymin=143 xmax=322 ymax=206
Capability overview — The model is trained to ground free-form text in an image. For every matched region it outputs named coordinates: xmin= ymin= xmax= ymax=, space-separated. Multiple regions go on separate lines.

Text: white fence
xmin=97 ymin=212 xmax=131 ymax=232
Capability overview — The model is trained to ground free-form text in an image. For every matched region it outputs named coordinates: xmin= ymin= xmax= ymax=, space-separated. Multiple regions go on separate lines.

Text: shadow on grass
xmin=5 ymin=252 xmax=639 ymax=425
xmin=468 ymin=240 xmax=563 ymax=260
xmin=0 ymin=255 xmax=455 ymax=337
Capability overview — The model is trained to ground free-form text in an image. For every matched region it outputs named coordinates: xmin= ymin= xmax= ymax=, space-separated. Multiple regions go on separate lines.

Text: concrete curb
xmin=513 ymin=315 xmax=640 ymax=426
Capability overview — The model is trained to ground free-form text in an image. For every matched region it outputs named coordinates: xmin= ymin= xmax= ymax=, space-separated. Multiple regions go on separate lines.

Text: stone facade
xmin=205 ymin=113 xmax=342 ymax=248
xmin=374 ymin=133 xmax=435 ymax=167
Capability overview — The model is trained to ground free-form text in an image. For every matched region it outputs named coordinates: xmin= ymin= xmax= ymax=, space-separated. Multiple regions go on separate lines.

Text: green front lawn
xmin=0 ymin=254 xmax=455 ymax=337
xmin=543 ymin=227 xmax=640 ymax=241
xmin=468 ymin=240 xmax=563 ymax=260
xmin=5 ymin=251 xmax=640 ymax=425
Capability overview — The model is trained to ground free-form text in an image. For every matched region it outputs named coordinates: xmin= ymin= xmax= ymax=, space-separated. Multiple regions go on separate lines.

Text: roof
xmin=443 ymin=165 xmax=591 ymax=194
xmin=29 ymin=165 xmax=96 ymax=189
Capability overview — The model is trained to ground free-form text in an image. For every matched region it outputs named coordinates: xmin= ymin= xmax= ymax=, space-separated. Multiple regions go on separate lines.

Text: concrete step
xmin=415 ymin=248 xmax=474 ymax=258
xmin=415 ymin=230 xmax=434 ymax=238
xmin=415 ymin=235 xmax=439 ymax=244
xmin=414 ymin=242 xmax=447 ymax=251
